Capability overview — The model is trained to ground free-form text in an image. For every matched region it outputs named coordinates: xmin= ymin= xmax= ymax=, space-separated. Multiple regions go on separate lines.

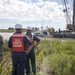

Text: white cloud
xmin=0 ymin=0 xmax=72 ymax=30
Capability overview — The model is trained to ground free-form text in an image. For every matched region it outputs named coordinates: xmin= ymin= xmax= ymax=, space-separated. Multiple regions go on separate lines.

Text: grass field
xmin=1 ymin=39 xmax=75 ymax=75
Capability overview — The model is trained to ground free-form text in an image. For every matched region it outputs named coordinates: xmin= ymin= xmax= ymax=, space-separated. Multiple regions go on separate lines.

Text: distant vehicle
xmin=34 ymin=30 xmax=49 ymax=36
xmin=34 ymin=33 xmax=40 ymax=36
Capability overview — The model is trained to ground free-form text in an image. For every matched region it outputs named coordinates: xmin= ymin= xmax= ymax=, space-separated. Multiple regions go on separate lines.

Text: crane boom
xmin=73 ymin=0 xmax=75 ymax=31
xmin=62 ymin=0 xmax=72 ymax=30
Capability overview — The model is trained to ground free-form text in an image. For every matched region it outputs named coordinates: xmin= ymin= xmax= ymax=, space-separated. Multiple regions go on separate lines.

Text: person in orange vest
xmin=8 ymin=24 xmax=33 ymax=75
xmin=26 ymin=26 xmax=40 ymax=75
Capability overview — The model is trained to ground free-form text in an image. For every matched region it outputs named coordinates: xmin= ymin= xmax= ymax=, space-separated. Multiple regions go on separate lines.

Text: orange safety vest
xmin=26 ymin=35 xmax=34 ymax=49
xmin=28 ymin=36 xmax=34 ymax=43
xmin=12 ymin=34 xmax=25 ymax=52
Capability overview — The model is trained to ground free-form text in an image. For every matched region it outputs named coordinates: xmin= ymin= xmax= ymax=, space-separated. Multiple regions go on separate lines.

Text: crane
xmin=62 ymin=0 xmax=72 ymax=30
xmin=73 ymin=0 xmax=75 ymax=31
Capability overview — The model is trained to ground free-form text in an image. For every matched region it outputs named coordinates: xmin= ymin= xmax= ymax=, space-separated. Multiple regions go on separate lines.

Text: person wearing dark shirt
xmin=26 ymin=26 xmax=40 ymax=75
xmin=8 ymin=24 xmax=33 ymax=75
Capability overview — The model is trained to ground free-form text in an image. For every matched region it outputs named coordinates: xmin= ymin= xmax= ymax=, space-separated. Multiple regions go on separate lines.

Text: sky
xmin=0 ymin=0 xmax=73 ymax=30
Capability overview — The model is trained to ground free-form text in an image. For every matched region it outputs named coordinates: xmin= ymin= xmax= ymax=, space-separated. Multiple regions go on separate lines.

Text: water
xmin=0 ymin=32 xmax=74 ymax=41
xmin=0 ymin=33 xmax=13 ymax=40
xmin=0 ymin=32 xmax=26 ymax=41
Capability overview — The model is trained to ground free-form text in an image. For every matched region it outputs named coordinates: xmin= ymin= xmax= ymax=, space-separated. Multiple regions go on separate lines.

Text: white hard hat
xmin=15 ymin=24 xmax=22 ymax=29
xmin=27 ymin=26 xmax=32 ymax=30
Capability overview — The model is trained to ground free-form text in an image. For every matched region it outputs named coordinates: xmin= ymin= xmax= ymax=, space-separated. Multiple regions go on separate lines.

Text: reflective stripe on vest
xmin=26 ymin=33 xmax=34 ymax=43
xmin=12 ymin=34 xmax=25 ymax=52
xmin=26 ymin=35 xmax=34 ymax=49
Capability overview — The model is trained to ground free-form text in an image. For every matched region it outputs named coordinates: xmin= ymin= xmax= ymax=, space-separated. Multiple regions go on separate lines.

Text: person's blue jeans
xmin=26 ymin=49 xmax=36 ymax=75
xmin=12 ymin=52 xmax=26 ymax=75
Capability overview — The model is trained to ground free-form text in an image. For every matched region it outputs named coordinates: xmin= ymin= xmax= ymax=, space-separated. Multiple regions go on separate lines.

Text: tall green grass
xmin=0 ymin=40 xmax=12 ymax=75
xmin=35 ymin=40 xmax=75 ymax=75
xmin=1 ymin=39 xmax=75 ymax=75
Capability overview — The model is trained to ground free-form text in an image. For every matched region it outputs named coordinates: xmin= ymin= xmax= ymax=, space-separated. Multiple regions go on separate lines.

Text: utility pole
xmin=41 ymin=0 xmax=46 ymax=36
xmin=73 ymin=0 xmax=75 ymax=31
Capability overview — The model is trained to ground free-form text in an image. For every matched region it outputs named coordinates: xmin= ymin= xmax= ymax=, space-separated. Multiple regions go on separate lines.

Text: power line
xmin=36 ymin=0 xmax=50 ymax=29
